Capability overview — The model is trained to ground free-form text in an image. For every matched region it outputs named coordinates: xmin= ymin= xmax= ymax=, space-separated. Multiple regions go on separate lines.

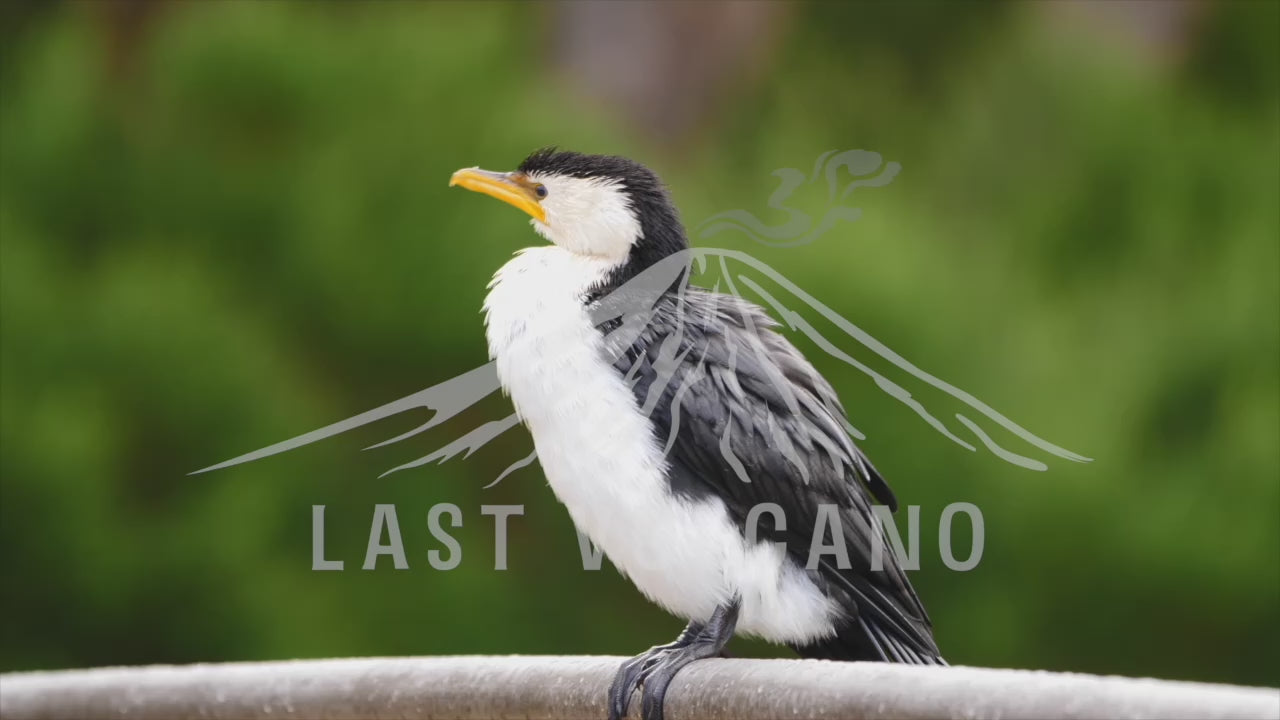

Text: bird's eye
xmin=534 ymin=184 xmax=548 ymax=199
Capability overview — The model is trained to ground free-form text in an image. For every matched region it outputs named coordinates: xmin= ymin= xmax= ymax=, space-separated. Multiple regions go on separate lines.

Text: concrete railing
xmin=2 ymin=655 xmax=1277 ymax=720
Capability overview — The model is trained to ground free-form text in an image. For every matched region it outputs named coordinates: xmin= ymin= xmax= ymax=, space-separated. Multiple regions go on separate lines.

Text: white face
xmin=525 ymin=172 xmax=642 ymax=263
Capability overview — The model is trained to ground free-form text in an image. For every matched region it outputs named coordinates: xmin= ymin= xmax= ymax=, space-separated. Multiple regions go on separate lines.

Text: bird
xmin=450 ymin=148 xmax=943 ymax=720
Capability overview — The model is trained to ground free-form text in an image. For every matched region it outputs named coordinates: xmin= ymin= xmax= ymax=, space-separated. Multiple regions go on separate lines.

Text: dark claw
xmin=608 ymin=628 xmax=700 ymax=720
xmin=606 ymin=600 xmax=740 ymax=720
xmin=607 ymin=652 xmax=648 ymax=720
xmin=639 ymin=644 xmax=719 ymax=720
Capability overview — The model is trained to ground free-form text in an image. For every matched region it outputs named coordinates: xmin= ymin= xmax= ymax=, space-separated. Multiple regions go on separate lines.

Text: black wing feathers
xmin=601 ymin=286 xmax=941 ymax=664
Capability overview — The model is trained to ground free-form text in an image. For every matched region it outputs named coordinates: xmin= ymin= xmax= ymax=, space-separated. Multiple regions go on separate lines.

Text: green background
xmin=2 ymin=1 xmax=1277 ymax=688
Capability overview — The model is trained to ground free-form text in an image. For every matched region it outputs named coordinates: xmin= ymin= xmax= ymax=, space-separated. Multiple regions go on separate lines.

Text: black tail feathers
xmin=792 ymin=615 xmax=946 ymax=666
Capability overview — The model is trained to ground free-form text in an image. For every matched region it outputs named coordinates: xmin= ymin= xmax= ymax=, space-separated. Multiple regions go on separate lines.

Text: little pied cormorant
xmin=450 ymin=149 xmax=943 ymax=720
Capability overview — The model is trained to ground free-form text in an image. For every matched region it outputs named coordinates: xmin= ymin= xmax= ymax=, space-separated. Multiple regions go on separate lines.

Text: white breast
xmin=483 ymin=246 xmax=838 ymax=644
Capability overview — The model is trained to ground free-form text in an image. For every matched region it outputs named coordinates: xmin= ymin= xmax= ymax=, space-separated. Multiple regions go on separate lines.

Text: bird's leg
xmin=607 ymin=599 xmax=740 ymax=720
xmin=607 ymin=620 xmax=704 ymax=720
xmin=638 ymin=600 xmax=739 ymax=720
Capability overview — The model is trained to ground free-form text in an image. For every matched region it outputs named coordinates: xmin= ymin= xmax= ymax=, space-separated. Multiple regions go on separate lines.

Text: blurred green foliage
xmin=1 ymin=1 xmax=1277 ymax=688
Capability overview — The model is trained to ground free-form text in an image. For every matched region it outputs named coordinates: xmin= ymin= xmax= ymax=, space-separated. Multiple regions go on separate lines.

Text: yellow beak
xmin=449 ymin=167 xmax=547 ymax=224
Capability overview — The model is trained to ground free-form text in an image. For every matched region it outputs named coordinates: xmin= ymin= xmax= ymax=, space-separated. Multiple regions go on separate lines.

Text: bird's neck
xmin=591 ymin=209 xmax=691 ymax=302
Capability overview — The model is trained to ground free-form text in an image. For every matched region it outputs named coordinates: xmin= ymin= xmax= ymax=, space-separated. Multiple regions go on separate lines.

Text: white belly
xmin=483 ymin=246 xmax=838 ymax=643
